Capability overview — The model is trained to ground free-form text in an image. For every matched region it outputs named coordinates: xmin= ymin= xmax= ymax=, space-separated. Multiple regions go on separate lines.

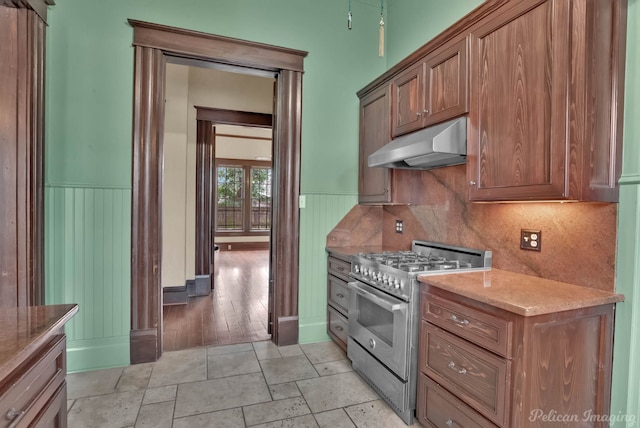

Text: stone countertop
xmin=0 ymin=304 xmax=78 ymax=379
xmin=418 ymin=269 xmax=624 ymax=316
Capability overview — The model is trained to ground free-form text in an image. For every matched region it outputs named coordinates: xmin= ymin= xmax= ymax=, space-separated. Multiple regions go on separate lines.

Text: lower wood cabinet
xmin=417 ymin=373 xmax=497 ymax=428
xmin=417 ymin=286 xmax=615 ymax=427
xmin=0 ymin=335 xmax=68 ymax=428
xmin=0 ymin=305 xmax=77 ymax=428
xmin=326 ymin=253 xmax=351 ymax=351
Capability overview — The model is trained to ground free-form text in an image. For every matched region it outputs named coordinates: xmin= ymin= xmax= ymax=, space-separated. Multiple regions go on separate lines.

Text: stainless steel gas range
xmin=347 ymin=240 xmax=492 ymax=425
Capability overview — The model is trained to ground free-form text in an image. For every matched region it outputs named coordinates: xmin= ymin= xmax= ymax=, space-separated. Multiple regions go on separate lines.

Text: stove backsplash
xmin=382 ymin=165 xmax=617 ymax=292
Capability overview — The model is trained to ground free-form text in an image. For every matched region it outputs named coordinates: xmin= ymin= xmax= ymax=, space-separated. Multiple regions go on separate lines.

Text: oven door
xmin=348 ymin=280 xmax=410 ymax=379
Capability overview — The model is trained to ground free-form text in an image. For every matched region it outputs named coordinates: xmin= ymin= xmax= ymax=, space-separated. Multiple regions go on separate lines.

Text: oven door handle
xmin=348 ymin=282 xmax=403 ymax=312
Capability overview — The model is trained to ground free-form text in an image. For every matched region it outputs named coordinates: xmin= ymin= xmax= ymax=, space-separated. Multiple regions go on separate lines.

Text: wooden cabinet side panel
xmin=359 ymin=86 xmax=391 ymax=204
xmin=512 ymin=306 xmax=615 ymax=428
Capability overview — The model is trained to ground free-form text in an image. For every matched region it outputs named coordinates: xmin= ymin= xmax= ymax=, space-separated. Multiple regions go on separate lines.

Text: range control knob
xmin=393 ymin=279 xmax=400 ymax=289
xmin=354 ymin=265 xmax=360 ymax=273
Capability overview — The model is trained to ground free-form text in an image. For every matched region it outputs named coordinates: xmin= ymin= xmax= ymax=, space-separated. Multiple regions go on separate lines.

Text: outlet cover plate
xmin=395 ymin=220 xmax=404 ymax=234
xmin=521 ymin=229 xmax=541 ymax=251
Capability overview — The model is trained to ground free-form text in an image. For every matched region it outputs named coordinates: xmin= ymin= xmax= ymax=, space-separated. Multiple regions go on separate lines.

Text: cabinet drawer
xmin=421 ymin=323 xmax=509 ymax=426
xmin=422 ymin=292 xmax=512 ymax=358
xmin=327 ymin=306 xmax=348 ymax=347
xmin=0 ymin=335 xmax=66 ymax=428
xmin=417 ymin=373 xmax=497 ymax=428
xmin=328 ymin=274 xmax=349 ymax=316
xmin=327 ymin=256 xmax=351 ymax=282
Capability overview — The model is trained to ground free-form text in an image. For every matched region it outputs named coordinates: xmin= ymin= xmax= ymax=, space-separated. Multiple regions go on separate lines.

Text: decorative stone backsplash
xmin=328 ymin=165 xmax=617 ymax=291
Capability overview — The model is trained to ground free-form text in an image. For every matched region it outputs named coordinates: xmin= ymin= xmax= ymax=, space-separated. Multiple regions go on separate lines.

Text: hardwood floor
xmin=162 ymin=250 xmax=270 ymax=351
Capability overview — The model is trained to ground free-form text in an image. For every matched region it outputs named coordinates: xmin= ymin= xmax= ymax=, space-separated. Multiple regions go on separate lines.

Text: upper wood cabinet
xmin=357 ymin=0 xmax=625 ymax=204
xmin=391 ymin=38 xmax=469 ymax=138
xmin=358 ymin=85 xmax=428 ymax=205
xmin=467 ymin=0 xmax=626 ymax=201
xmin=359 ymin=85 xmax=392 ymax=204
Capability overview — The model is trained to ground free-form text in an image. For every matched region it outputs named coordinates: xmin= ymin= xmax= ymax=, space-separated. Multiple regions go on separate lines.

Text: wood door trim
xmin=195 ymin=107 xmax=273 ymax=128
xmin=129 ymin=19 xmax=306 ymax=73
xmin=195 ymin=120 xmax=213 ymax=285
xmin=129 ymin=20 xmax=306 ymax=363
xmin=0 ymin=6 xmax=46 ymax=307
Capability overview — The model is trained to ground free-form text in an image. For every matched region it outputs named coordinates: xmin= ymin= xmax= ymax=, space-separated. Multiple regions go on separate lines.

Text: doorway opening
xmin=129 ymin=20 xmax=307 ymax=363
xmin=160 ymin=60 xmax=275 ymax=350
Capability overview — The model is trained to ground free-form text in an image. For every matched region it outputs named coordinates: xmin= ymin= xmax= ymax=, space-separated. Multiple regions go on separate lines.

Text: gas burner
xmin=358 ymin=250 xmax=476 ymax=273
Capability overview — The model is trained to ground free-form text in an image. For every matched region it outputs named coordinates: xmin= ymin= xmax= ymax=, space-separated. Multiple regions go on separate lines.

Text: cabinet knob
xmin=336 ymin=293 xmax=345 ymax=299
xmin=450 ymin=314 xmax=469 ymax=326
xmin=416 ymin=111 xmax=422 ymax=116
xmin=469 ymin=180 xmax=476 ymax=186
xmin=448 ymin=361 xmax=467 ymax=375
xmin=7 ymin=409 xmax=26 ymax=428
xmin=335 ymin=325 xmax=344 ymax=332
xmin=446 ymin=419 xmax=453 ymax=427
xmin=423 ymin=109 xmax=429 ymax=114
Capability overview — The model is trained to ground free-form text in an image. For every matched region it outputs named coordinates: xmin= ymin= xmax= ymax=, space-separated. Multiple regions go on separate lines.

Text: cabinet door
xmin=467 ymin=0 xmax=571 ymax=201
xmin=424 ymin=37 xmax=468 ymax=126
xmin=391 ymin=62 xmax=424 ymax=137
xmin=359 ymin=85 xmax=392 ymax=204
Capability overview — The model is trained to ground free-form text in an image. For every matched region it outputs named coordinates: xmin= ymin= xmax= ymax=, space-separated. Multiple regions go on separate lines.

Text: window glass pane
xmin=251 ymin=167 xmax=272 ymax=230
xmin=216 ymin=166 xmax=244 ymax=230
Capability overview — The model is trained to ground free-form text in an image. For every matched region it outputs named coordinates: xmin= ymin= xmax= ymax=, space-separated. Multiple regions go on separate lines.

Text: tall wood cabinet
xmin=0 ymin=0 xmax=52 ymax=307
xmin=467 ymin=0 xmax=626 ymax=201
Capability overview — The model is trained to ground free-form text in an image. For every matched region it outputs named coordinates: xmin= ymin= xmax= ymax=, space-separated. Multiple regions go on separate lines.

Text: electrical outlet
xmin=521 ymin=229 xmax=541 ymax=251
xmin=395 ymin=220 xmax=404 ymax=234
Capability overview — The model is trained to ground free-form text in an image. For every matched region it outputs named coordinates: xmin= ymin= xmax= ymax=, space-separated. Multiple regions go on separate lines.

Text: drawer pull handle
xmin=448 ymin=361 xmax=467 ymax=375
xmin=7 ymin=409 xmax=26 ymax=428
xmin=446 ymin=419 xmax=454 ymax=427
xmin=336 ymin=293 xmax=345 ymax=299
xmin=450 ymin=314 xmax=469 ymax=326
xmin=337 ymin=266 xmax=345 ymax=271
xmin=335 ymin=326 xmax=344 ymax=332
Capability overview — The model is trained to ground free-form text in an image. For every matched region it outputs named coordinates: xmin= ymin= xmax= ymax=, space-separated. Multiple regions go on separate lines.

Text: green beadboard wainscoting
xmin=611 ymin=0 xmax=640 ymax=424
xmin=298 ymin=193 xmax=358 ymax=344
xmin=45 ymin=185 xmax=131 ymax=371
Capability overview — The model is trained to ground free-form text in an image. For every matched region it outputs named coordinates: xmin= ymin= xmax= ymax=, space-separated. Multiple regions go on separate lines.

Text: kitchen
xmin=0 ymin=0 xmax=638 ymax=426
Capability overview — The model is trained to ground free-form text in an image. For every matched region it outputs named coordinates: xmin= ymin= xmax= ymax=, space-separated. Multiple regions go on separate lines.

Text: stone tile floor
xmin=67 ymin=340 xmax=417 ymax=427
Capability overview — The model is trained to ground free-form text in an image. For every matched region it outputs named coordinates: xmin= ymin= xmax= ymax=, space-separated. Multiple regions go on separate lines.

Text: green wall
xmin=611 ymin=0 xmax=640 ymax=424
xmin=45 ymin=0 xmax=386 ymax=371
xmin=386 ymin=0 xmax=482 ymax=67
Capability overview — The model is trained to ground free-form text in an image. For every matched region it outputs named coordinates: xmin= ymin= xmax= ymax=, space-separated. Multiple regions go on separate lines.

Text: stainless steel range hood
xmin=368 ymin=117 xmax=467 ymax=169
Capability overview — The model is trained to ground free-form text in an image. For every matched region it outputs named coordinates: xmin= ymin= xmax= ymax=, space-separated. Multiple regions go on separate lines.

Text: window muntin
xmin=216 ymin=161 xmax=271 ymax=233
